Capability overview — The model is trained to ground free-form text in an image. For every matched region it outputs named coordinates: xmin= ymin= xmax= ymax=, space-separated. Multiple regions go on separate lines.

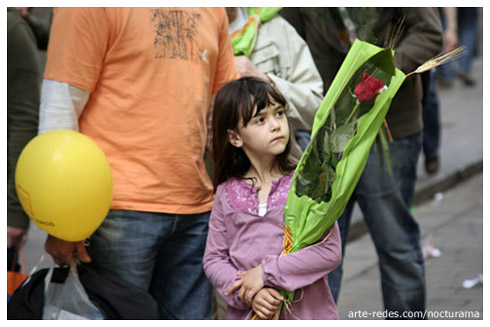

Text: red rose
xmin=354 ymin=73 xmax=386 ymax=103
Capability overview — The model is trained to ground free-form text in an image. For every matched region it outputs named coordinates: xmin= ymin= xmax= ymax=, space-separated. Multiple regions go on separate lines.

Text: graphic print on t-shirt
xmin=150 ymin=9 xmax=202 ymax=61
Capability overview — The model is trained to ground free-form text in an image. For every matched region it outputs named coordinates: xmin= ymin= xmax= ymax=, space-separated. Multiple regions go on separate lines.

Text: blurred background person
xmin=436 ymin=7 xmax=479 ymax=88
xmin=454 ymin=7 xmax=478 ymax=86
xmin=7 ymin=7 xmax=42 ymax=271
xmin=423 ymin=7 xmax=483 ymax=173
xmin=15 ymin=7 xmax=51 ymax=50
xmin=422 ymin=8 xmax=458 ymax=175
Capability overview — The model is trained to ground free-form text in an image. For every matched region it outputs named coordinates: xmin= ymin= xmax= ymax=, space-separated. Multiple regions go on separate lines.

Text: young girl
xmin=203 ymin=77 xmax=341 ymax=320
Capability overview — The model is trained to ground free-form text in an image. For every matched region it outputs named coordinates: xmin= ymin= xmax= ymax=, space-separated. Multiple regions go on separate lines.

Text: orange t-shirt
xmin=44 ymin=8 xmax=238 ymax=214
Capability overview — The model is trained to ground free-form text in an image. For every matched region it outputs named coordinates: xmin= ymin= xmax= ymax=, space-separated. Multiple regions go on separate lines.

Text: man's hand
xmin=234 ymin=56 xmax=272 ymax=83
xmin=7 ymin=226 xmax=28 ymax=250
xmin=443 ymin=28 xmax=459 ymax=52
xmin=16 ymin=7 xmax=32 ymax=20
xmin=45 ymin=234 xmax=91 ymax=266
xmin=252 ymin=288 xmax=284 ymax=319
xmin=225 ymin=264 xmax=264 ymax=306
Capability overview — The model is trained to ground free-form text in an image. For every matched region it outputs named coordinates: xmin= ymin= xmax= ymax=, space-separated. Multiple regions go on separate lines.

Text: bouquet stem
xmin=345 ymin=100 xmax=360 ymax=124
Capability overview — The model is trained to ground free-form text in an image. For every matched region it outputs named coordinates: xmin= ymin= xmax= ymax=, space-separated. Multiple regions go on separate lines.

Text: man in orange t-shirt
xmin=39 ymin=7 xmax=238 ymax=319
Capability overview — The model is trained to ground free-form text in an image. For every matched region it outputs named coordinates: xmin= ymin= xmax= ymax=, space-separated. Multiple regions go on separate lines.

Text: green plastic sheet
xmin=278 ymin=39 xmax=407 ymax=310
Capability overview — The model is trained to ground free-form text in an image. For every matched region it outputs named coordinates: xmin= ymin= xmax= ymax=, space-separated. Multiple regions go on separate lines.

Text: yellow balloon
xmin=15 ymin=130 xmax=113 ymax=242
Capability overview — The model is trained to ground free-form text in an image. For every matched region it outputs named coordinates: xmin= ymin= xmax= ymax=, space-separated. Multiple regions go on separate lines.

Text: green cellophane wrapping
xmin=278 ymin=39 xmax=406 ymax=311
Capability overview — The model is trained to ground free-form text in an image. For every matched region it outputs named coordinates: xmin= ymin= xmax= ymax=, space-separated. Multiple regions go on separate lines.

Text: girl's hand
xmin=225 ymin=264 xmax=264 ymax=305
xmin=253 ymin=288 xmax=284 ymax=319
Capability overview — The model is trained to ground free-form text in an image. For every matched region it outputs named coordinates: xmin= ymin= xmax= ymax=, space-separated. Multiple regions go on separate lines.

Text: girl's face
xmin=228 ymin=99 xmax=290 ymax=160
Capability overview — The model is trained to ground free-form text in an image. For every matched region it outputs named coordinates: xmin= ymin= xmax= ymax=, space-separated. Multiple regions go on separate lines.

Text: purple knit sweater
xmin=203 ymin=172 xmax=341 ymax=320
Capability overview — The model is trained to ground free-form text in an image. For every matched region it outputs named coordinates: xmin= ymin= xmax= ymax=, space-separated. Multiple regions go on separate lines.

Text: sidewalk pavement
xmin=20 ymin=55 xmax=484 ymax=315
xmin=336 ymin=171 xmax=483 ymax=320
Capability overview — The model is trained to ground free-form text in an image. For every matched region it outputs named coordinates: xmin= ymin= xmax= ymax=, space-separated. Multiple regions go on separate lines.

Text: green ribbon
xmin=230 ymin=7 xmax=282 ymax=57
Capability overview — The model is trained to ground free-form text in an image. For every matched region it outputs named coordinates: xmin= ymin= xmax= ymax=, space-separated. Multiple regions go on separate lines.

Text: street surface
xmin=336 ymin=172 xmax=483 ymax=320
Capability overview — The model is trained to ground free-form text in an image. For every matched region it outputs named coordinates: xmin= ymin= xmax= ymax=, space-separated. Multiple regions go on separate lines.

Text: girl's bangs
xmin=240 ymin=81 xmax=288 ymax=126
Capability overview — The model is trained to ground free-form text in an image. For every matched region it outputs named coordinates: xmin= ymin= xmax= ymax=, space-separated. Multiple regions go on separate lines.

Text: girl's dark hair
xmin=211 ymin=76 xmax=296 ymax=189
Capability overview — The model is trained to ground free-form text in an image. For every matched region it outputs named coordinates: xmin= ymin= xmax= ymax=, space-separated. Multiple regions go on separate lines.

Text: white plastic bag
xmin=42 ymin=260 xmax=104 ymax=320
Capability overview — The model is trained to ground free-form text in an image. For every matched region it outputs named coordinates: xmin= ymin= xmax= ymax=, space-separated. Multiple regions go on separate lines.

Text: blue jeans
xmin=438 ymin=8 xmax=478 ymax=84
xmin=437 ymin=10 xmax=455 ymax=85
xmin=295 ymin=129 xmax=311 ymax=152
xmin=88 ymin=209 xmax=213 ymax=319
xmin=457 ymin=7 xmax=478 ymax=74
xmin=328 ymin=133 xmax=426 ymax=317
xmin=422 ymin=72 xmax=440 ymax=160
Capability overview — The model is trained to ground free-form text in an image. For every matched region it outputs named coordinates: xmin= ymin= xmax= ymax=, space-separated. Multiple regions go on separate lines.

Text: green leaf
xmin=366 ymin=48 xmax=396 ymax=76
xmin=329 ymin=121 xmax=356 ymax=153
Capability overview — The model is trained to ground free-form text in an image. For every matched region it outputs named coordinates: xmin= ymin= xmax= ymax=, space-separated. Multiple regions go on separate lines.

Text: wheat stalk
xmin=384 ymin=15 xmax=406 ymax=49
xmin=406 ymin=46 xmax=466 ymax=77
